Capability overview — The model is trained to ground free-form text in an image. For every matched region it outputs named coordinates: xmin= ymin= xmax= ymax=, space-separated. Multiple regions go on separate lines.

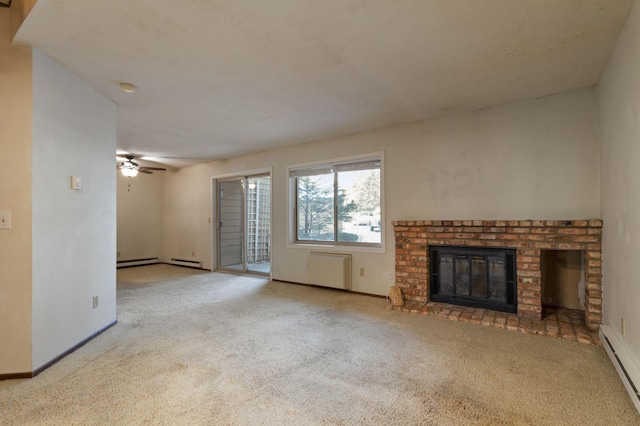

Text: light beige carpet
xmin=1 ymin=264 xmax=638 ymax=425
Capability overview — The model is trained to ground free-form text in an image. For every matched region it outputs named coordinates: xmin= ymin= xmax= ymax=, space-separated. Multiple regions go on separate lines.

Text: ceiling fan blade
xmin=138 ymin=169 xmax=153 ymax=174
xmin=139 ymin=167 xmax=166 ymax=171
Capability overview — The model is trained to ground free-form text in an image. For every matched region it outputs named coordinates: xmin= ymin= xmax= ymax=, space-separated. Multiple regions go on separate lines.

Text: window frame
xmin=288 ymin=153 xmax=384 ymax=250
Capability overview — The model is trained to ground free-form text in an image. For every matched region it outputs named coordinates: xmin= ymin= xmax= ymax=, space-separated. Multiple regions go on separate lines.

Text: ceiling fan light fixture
xmin=121 ymin=167 xmax=138 ymax=177
xmin=119 ymin=82 xmax=137 ymax=93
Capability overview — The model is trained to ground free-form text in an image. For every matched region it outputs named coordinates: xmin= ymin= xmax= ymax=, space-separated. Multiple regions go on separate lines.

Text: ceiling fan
xmin=117 ymin=155 xmax=166 ymax=177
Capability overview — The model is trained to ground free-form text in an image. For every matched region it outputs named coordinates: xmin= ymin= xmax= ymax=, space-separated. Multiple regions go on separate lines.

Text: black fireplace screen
xmin=429 ymin=246 xmax=517 ymax=313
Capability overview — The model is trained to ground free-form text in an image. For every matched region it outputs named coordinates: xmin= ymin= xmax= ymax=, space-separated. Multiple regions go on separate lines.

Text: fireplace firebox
xmin=430 ymin=246 xmax=517 ymax=313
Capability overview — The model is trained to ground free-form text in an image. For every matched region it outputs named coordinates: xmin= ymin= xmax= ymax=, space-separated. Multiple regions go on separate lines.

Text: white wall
xmin=31 ymin=49 xmax=117 ymax=370
xmin=117 ymin=172 xmax=163 ymax=262
xmin=0 ymin=7 xmax=32 ymax=375
xmin=163 ymin=87 xmax=600 ymax=296
xmin=9 ymin=0 xmax=37 ymax=40
xmin=162 ymin=165 xmax=214 ymax=266
xmin=597 ymin=0 xmax=640 ymax=391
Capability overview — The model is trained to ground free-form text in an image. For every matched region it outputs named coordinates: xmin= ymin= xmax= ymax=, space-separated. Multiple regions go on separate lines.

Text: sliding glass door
xmin=218 ymin=179 xmax=244 ymax=271
xmin=217 ymin=174 xmax=271 ymax=275
xmin=245 ymin=175 xmax=271 ymax=274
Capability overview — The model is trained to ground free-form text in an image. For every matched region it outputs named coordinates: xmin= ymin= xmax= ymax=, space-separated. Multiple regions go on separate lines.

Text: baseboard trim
xmin=0 ymin=371 xmax=33 ymax=380
xmin=215 ymin=268 xmax=270 ymax=279
xmin=0 ymin=320 xmax=117 ymax=381
xmin=271 ymin=279 xmax=386 ymax=299
xmin=168 ymin=258 xmax=203 ymax=268
xmin=350 ymin=290 xmax=387 ymax=299
xmin=31 ymin=320 xmax=117 ymax=379
xmin=600 ymin=325 xmax=640 ymax=413
xmin=164 ymin=262 xmax=209 ymax=271
xmin=117 ymin=258 xmax=159 ymax=268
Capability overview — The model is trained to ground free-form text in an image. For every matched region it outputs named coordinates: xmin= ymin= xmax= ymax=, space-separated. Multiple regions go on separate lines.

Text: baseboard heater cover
xmin=169 ymin=258 xmax=203 ymax=268
xmin=116 ymin=257 xmax=159 ymax=268
xmin=601 ymin=326 xmax=640 ymax=413
xmin=307 ymin=252 xmax=352 ymax=290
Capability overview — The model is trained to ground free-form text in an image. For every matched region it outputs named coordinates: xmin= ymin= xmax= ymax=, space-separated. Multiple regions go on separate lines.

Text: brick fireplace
xmin=393 ymin=220 xmax=603 ymax=331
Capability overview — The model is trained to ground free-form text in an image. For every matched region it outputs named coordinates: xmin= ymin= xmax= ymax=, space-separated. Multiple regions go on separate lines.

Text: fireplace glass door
xmin=430 ymin=246 xmax=516 ymax=313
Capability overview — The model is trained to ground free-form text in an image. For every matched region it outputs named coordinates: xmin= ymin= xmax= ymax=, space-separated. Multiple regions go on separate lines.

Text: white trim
xmin=116 ymin=258 xmax=159 ymax=268
xmin=212 ymin=178 xmax=222 ymax=274
xmin=211 ymin=167 xmax=272 ymax=181
xmin=287 ymin=151 xmax=385 ymax=253
xmin=211 ymin=167 xmax=273 ymax=280
xmin=287 ymin=243 xmax=385 ymax=254
xmin=168 ymin=259 xmax=203 ymax=268
xmin=600 ymin=325 xmax=640 ymax=413
xmin=287 ymin=151 xmax=384 ymax=172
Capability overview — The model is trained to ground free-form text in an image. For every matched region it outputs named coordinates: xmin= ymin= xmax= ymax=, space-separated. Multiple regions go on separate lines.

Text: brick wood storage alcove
xmin=392 ymin=220 xmax=603 ymax=331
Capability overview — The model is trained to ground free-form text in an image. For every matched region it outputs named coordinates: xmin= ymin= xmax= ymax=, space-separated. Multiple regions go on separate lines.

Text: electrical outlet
xmin=192 ymin=251 xmax=195 ymax=257
xmin=359 ymin=267 xmax=365 ymax=277
xmin=621 ymin=318 xmax=626 ymax=337
xmin=384 ymin=271 xmax=393 ymax=280
xmin=92 ymin=295 xmax=99 ymax=309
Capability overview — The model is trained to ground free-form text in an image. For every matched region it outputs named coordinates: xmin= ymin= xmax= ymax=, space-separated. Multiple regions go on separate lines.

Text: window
xmin=290 ymin=158 xmax=381 ymax=246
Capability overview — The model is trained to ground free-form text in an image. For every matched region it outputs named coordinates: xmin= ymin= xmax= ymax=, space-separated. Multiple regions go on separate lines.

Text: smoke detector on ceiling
xmin=119 ymin=82 xmax=137 ymax=93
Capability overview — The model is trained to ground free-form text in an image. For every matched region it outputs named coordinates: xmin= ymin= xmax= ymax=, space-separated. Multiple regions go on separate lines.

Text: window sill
xmin=287 ymin=241 xmax=385 ymax=254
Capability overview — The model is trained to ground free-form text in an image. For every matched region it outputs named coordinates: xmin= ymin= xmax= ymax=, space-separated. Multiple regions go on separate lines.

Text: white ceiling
xmin=14 ymin=0 xmax=634 ymax=167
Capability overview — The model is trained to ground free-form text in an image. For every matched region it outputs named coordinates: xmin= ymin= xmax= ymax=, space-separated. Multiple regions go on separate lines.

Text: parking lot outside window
xmin=291 ymin=158 xmax=381 ymax=247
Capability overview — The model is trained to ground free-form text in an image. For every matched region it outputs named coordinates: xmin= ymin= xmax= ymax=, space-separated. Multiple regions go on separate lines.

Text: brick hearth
xmin=392 ymin=220 xmax=603 ymax=331
xmin=387 ymin=302 xmax=600 ymax=345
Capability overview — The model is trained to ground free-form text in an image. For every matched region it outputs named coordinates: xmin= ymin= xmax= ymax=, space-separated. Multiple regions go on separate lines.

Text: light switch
xmin=70 ymin=176 xmax=82 ymax=190
xmin=0 ymin=212 xmax=11 ymax=230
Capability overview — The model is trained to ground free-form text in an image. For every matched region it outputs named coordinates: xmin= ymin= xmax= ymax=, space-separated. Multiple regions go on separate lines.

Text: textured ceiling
xmin=14 ymin=0 xmax=634 ymax=167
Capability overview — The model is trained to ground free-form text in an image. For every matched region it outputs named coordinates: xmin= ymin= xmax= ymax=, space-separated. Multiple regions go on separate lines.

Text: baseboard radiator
xmin=116 ymin=257 xmax=159 ymax=268
xmin=601 ymin=326 xmax=640 ymax=413
xmin=169 ymin=258 xmax=203 ymax=268
xmin=307 ymin=252 xmax=352 ymax=290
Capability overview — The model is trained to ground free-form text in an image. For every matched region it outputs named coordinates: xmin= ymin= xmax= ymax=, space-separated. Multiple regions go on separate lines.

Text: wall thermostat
xmin=71 ymin=176 xmax=82 ymax=190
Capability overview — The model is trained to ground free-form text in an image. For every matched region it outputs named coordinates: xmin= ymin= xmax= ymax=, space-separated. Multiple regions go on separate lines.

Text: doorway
xmin=217 ymin=174 xmax=271 ymax=276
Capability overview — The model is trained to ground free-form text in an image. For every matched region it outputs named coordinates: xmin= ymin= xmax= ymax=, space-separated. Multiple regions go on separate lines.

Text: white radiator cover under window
xmin=307 ymin=252 xmax=352 ymax=290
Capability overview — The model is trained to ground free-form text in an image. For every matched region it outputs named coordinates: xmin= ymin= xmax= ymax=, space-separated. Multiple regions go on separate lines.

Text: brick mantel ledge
xmin=392 ymin=219 xmax=603 ymax=331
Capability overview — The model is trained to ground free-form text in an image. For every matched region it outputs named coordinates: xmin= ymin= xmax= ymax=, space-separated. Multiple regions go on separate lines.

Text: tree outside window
xmin=292 ymin=159 xmax=381 ymax=246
